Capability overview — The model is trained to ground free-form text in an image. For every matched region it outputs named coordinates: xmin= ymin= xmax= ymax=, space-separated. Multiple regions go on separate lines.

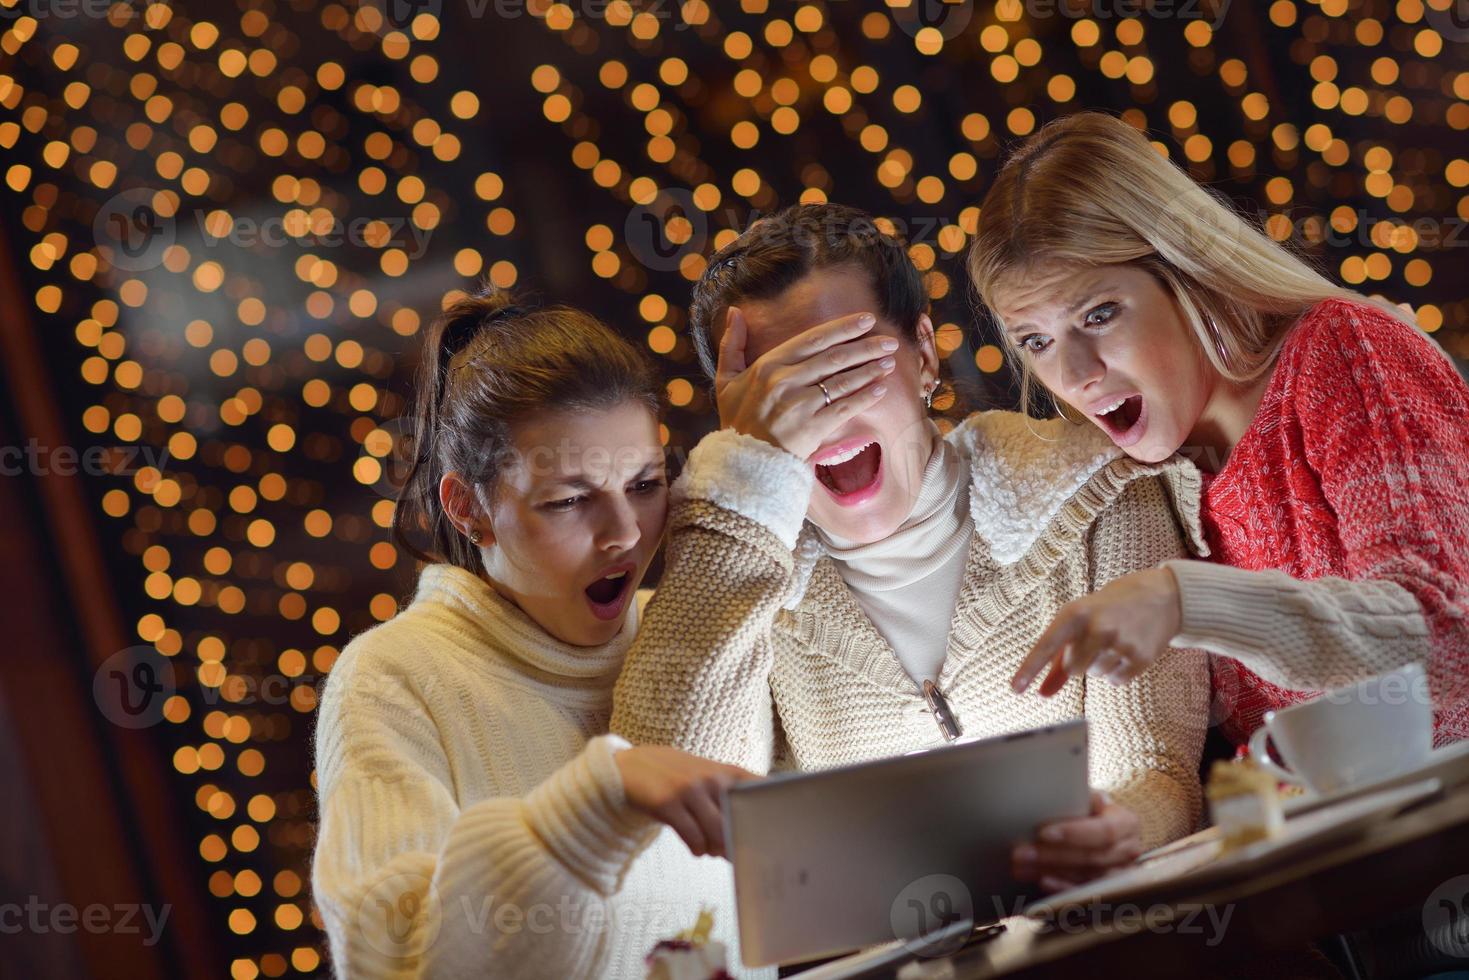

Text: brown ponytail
xmin=392 ymin=286 xmax=662 ymax=575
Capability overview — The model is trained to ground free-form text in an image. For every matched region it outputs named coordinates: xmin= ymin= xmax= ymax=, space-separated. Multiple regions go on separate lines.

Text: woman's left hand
xmin=1011 ymin=791 xmax=1143 ymax=893
xmin=1010 ymin=567 xmax=1182 ymax=697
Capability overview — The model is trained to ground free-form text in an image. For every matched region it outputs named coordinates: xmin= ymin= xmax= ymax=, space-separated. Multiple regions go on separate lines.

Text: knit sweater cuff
xmin=521 ymin=734 xmax=658 ymax=895
xmin=1165 ymin=559 xmax=1281 ymax=651
xmin=1105 ymin=779 xmax=1194 ymax=853
xmin=674 ymin=428 xmax=813 ymax=550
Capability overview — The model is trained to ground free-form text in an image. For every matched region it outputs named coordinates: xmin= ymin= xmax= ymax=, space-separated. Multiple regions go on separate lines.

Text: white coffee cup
xmin=1247 ymin=662 xmax=1433 ymax=795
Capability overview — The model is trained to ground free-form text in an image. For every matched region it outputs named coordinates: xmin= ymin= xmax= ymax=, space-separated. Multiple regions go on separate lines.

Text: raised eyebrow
xmin=629 ymin=460 xmax=666 ymax=481
xmin=1003 ymin=313 xmax=1046 ymax=339
xmin=544 ymin=478 xmax=595 ymax=494
xmin=1068 ymin=288 xmax=1112 ymax=318
xmin=1005 ymin=289 xmax=1107 ymax=337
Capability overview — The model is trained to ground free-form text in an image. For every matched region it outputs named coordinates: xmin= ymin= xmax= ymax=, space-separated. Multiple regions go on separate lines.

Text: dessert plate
xmin=1279 ymin=738 xmax=1469 ymax=817
xmin=1024 ymin=777 xmax=1441 ymax=917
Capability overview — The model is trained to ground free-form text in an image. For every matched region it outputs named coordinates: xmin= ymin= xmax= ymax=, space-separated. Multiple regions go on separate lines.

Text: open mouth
xmin=1093 ymin=395 xmax=1145 ymax=444
xmin=584 ymin=567 xmax=633 ymax=619
xmin=815 ymin=440 xmax=883 ymax=501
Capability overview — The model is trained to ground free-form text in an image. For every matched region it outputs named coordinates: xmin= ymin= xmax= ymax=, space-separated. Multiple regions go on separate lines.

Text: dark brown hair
xmin=687 ymin=203 xmax=930 ymax=379
xmin=392 ymin=287 xmax=662 ymax=575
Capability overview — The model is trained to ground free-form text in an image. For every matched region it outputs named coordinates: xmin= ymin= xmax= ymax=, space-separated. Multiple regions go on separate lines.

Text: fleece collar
xmin=951 ymin=411 xmax=1123 ymax=564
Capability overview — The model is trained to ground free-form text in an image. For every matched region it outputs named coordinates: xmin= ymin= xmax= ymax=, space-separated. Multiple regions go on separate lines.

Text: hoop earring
xmin=1054 ymin=398 xmax=1086 ymax=426
xmin=1184 ymin=286 xmax=1230 ymax=367
xmin=1204 ymin=312 xmax=1229 ymax=366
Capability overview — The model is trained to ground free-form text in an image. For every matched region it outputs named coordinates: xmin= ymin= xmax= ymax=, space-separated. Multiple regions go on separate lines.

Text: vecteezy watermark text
xmin=0 ymin=0 xmax=163 ymax=19
xmin=0 ymin=440 xmax=170 ymax=478
xmin=354 ymin=873 xmax=715 ymax=959
xmin=358 ymin=0 xmax=699 ymax=38
xmin=193 ymin=211 xmax=433 ymax=260
xmin=93 ymin=188 xmax=434 ymax=273
xmin=0 ymin=897 xmax=171 ymax=947
xmin=1016 ymin=897 xmax=1235 ymax=945
xmin=889 ymin=0 xmax=1230 ymax=40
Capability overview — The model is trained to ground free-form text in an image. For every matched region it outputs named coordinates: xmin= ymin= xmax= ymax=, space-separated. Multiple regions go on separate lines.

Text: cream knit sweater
xmin=312 ymin=564 xmax=770 ymax=980
xmin=613 ymin=413 xmax=1212 ymax=850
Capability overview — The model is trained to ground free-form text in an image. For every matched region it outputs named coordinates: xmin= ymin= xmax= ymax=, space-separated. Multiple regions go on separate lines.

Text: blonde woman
xmin=970 ymin=112 xmax=1468 ymax=749
xmin=613 ymin=203 xmax=1210 ymax=895
xmin=311 ymin=290 xmax=771 ymax=978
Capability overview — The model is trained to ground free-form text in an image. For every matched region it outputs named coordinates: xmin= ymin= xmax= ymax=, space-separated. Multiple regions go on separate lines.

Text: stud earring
xmin=469 ymin=528 xmax=483 ymax=545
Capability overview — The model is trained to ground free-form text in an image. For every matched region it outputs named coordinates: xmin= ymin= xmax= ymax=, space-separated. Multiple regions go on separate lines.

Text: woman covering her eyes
xmin=971 ymin=112 xmax=1468 ymax=750
xmin=311 ymin=289 xmax=772 ymax=978
xmin=613 ymin=203 xmax=1212 ymax=893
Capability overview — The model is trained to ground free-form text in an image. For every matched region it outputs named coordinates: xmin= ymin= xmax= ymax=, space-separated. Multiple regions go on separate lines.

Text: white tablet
xmin=722 ymin=718 xmax=1090 ymax=968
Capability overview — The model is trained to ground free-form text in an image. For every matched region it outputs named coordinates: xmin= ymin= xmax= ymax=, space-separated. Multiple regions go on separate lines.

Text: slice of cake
xmin=645 ymin=908 xmax=733 ymax=980
xmin=1206 ymin=757 xmax=1284 ymax=851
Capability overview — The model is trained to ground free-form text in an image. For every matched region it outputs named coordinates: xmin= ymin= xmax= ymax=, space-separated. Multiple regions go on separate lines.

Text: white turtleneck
xmin=312 ymin=563 xmax=767 ymax=979
xmin=817 ymin=425 xmax=976 ymax=684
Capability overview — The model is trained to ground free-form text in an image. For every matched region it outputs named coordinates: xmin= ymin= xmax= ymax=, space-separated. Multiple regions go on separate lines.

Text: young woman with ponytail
xmin=974 ymin=112 xmax=1469 ymax=750
xmin=311 ymin=290 xmax=769 ymax=978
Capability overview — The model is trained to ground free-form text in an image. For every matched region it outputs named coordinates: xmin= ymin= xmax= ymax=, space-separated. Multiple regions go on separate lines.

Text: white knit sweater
xmin=312 ymin=564 xmax=769 ymax=979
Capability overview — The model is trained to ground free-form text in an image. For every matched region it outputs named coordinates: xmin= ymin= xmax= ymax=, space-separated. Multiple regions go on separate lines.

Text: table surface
xmin=840 ymin=778 xmax=1469 ymax=980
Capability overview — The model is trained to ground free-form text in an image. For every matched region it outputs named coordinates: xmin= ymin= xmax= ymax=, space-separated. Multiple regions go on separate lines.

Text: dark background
xmin=1 ymin=0 xmax=1465 ymax=975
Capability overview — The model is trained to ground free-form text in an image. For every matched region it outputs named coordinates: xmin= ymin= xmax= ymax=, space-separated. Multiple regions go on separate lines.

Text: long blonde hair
xmin=968 ymin=112 xmax=1407 ymax=414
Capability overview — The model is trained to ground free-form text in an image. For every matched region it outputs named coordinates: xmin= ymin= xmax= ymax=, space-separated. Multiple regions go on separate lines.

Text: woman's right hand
xmin=1011 ymin=790 xmax=1143 ymax=893
xmin=714 ymin=307 xmax=898 ymax=461
xmin=613 ymin=744 xmax=759 ymax=858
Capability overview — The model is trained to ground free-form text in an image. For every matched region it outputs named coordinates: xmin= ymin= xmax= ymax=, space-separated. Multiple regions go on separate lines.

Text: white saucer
xmin=1025 ymin=777 xmax=1443 ymax=917
xmin=1281 ymin=738 xmax=1469 ymax=817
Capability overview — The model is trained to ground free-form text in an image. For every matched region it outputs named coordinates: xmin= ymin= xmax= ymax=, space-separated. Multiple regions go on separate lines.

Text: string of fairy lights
xmin=524 ymin=0 xmax=1467 ymax=383
xmin=0 ymin=0 xmax=1464 ymax=976
xmin=3 ymin=1 xmax=521 ymax=977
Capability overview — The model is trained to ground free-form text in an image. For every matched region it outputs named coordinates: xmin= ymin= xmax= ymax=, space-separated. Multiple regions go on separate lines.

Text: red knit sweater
xmin=1201 ymin=298 xmax=1469 ymax=747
